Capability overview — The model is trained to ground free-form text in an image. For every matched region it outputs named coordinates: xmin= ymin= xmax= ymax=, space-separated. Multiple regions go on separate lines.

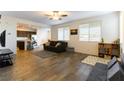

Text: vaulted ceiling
xmin=0 ymin=11 xmax=114 ymax=26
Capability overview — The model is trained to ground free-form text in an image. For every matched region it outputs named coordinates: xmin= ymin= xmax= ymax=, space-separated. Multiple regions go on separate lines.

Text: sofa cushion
xmin=95 ymin=62 xmax=107 ymax=70
xmin=50 ymin=41 xmax=57 ymax=46
xmin=107 ymin=62 xmax=124 ymax=81
xmin=108 ymin=57 xmax=117 ymax=69
xmin=87 ymin=63 xmax=107 ymax=81
xmin=46 ymin=46 xmax=56 ymax=50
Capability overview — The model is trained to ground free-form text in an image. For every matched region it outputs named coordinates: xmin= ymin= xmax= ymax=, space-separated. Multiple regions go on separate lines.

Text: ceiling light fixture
xmin=44 ymin=11 xmax=68 ymax=20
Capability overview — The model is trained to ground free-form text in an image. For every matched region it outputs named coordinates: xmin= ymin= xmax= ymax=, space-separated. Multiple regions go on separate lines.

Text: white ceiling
xmin=0 ymin=11 xmax=114 ymax=26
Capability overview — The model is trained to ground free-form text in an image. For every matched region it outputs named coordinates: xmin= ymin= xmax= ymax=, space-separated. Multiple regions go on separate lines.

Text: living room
xmin=51 ymin=12 xmax=119 ymax=55
xmin=0 ymin=11 xmax=123 ymax=81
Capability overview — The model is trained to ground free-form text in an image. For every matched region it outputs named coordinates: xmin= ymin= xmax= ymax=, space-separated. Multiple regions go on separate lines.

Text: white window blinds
xmin=79 ymin=22 xmax=101 ymax=42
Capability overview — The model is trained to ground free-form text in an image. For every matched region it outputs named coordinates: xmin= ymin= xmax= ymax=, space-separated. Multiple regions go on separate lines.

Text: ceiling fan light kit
xmin=44 ymin=11 xmax=68 ymax=20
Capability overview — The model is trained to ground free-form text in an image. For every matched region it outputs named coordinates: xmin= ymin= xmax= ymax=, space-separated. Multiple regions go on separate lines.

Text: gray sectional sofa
xmin=87 ymin=56 xmax=124 ymax=81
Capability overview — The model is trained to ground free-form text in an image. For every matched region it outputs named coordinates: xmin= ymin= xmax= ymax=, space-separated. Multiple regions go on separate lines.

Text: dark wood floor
xmin=0 ymin=50 xmax=93 ymax=81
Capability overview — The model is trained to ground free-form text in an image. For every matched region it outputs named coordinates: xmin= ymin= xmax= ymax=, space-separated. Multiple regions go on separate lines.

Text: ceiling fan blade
xmin=61 ymin=15 xmax=68 ymax=17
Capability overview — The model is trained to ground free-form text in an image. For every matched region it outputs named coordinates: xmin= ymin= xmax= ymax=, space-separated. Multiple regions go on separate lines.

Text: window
xmin=79 ymin=22 xmax=101 ymax=42
xmin=58 ymin=27 xmax=70 ymax=40
xmin=79 ymin=24 xmax=89 ymax=41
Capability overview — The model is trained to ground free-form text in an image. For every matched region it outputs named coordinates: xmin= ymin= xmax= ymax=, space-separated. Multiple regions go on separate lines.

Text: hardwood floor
xmin=0 ymin=50 xmax=93 ymax=81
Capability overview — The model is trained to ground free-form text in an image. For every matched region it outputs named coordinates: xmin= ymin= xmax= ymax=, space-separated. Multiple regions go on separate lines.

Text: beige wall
xmin=51 ymin=12 xmax=119 ymax=55
xmin=37 ymin=28 xmax=51 ymax=46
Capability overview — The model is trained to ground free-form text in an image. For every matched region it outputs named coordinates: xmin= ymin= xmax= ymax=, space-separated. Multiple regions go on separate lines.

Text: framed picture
xmin=70 ymin=29 xmax=78 ymax=35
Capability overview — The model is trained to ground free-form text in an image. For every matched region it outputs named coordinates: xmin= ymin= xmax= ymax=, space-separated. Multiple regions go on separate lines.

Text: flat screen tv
xmin=0 ymin=30 xmax=6 ymax=47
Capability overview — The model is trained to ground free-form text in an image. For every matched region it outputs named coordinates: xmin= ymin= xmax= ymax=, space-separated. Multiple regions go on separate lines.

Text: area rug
xmin=32 ymin=50 xmax=57 ymax=58
xmin=81 ymin=56 xmax=110 ymax=66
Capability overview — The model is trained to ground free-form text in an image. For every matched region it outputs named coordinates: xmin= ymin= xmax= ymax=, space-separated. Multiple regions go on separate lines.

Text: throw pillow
xmin=45 ymin=42 xmax=50 ymax=46
xmin=55 ymin=42 xmax=61 ymax=47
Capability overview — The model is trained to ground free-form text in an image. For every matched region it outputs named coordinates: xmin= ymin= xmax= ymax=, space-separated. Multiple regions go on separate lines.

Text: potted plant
xmin=101 ymin=37 xmax=104 ymax=43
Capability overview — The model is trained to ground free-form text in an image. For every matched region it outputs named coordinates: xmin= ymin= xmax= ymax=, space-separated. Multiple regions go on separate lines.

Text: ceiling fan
xmin=44 ymin=11 xmax=68 ymax=20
